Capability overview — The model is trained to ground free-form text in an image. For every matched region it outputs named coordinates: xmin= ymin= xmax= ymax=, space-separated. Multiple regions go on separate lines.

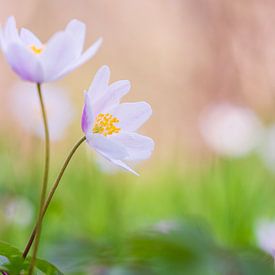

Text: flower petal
xmin=81 ymin=92 xmax=94 ymax=134
xmin=5 ymin=43 xmax=43 ymax=82
xmin=87 ymin=64 xmax=110 ymax=101
xmin=20 ymin=28 xmax=42 ymax=47
xmin=93 ymin=80 xmax=131 ymax=115
xmin=107 ymin=158 xmax=139 ymax=176
xmin=111 ymin=132 xmax=154 ymax=160
xmin=86 ymin=133 xmax=128 ymax=160
xmin=4 ymin=16 xmax=19 ymax=44
xmin=41 ymin=31 xmax=79 ymax=81
xmin=55 ymin=38 xmax=102 ymax=80
xmin=111 ymin=102 xmax=152 ymax=131
xmin=65 ymin=19 xmax=86 ymax=56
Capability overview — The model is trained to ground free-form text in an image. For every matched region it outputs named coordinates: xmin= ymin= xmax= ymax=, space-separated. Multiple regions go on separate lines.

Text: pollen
xmin=93 ymin=113 xmax=121 ymax=136
xmin=30 ymin=45 xmax=43 ymax=55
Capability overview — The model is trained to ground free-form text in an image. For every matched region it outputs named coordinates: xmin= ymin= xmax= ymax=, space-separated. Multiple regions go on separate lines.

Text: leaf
xmin=0 ymin=241 xmax=21 ymax=257
xmin=0 ymin=241 xmax=63 ymax=274
xmin=35 ymin=258 xmax=63 ymax=275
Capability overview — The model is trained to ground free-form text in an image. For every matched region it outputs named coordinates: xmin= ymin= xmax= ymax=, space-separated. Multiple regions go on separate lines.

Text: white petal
xmin=107 ymin=158 xmax=139 ymax=176
xmin=87 ymin=64 xmax=110 ymax=101
xmin=81 ymin=92 xmax=94 ymax=134
xmin=5 ymin=43 xmax=44 ymax=82
xmin=20 ymin=28 xmax=42 ymax=47
xmin=4 ymin=16 xmax=19 ymax=44
xmin=93 ymin=80 xmax=131 ymax=115
xmin=65 ymin=19 xmax=86 ymax=56
xmin=111 ymin=102 xmax=152 ymax=131
xmin=111 ymin=132 xmax=154 ymax=160
xmin=86 ymin=133 xmax=128 ymax=160
xmin=94 ymin=152 xmax=139 ymax=176
xmin=41 ymin=31 xmax=79 ymax=81
xmin=55 ymin=38 xmax=102 ymax=80
xmin=108 ymin=80 xmax=131 ymax=99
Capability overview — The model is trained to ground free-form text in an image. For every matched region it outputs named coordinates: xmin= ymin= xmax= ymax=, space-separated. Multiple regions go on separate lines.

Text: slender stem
xmin=28 ymin=83 xmax=50 ymax=275
xmin=22 ymin=136 xmax=86 ymax=259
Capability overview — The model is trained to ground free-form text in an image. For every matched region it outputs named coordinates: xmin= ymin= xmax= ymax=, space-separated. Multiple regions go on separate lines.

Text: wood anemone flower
xmin=0 ymin=16 xmax=102 ymax=83
xmin=82 ymin=66 xmax=154 ymax=175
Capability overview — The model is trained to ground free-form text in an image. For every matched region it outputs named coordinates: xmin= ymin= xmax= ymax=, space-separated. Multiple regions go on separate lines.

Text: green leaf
xmin=35 ymin=258 xmax=63 ymax=275
xmin=0 ymin=241 xmax=21 ymax=257
xmin=0 ymin=241 xmax=63 ymax=274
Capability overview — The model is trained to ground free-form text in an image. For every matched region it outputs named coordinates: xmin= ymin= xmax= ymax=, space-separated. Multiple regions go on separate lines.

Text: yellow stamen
xmin=30 ymin=45 xmax=43 ymax=55
xmin=93 ymin=113 xmax=120 ymax=136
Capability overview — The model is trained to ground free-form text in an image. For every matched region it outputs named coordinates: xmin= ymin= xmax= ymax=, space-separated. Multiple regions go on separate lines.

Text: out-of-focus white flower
xmin=4 ymin=197 xmax=34 ymax=227
xmin=10 ymin=82 xmax=75 ymax=141
xmin=258 ymin=125 xmax=275 ymax=172
xmin=153 ymin=220 xmax=179 ymax=234
xmin=199 ymin=102 xmax=262 ymax=157
xmin=255 ymin=219 xmax=275 ymax=257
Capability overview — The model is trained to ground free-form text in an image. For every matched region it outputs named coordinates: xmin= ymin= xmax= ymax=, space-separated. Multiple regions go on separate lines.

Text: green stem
xmin=22 ymin=136 xmax=86 ymax=260
xmin=28 ymin=83 xmax=50 ymax=275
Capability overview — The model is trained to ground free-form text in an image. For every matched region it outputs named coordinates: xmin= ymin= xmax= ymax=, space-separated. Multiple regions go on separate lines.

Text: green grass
xmin=0 ymin=140 xmax=275 ymax=274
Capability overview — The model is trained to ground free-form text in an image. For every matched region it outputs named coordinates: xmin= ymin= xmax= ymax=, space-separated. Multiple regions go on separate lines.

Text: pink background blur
xmin=1 ymin=0 xmax=275 ymax=162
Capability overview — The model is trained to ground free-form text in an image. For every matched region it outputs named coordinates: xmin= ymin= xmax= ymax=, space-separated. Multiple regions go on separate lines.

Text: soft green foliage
xmin=0 ymin=141 xmax=275 ymax=274
xmin=0 ymin=241 xmax=63 ymax=274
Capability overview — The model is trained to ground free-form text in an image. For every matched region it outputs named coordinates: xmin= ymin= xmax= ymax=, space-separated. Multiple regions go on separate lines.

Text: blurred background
xmin=1 ymin=0 xmax=275 ymax=274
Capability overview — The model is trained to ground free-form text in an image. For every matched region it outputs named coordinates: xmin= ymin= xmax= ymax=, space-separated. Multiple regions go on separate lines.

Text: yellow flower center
xmin=92 ymin=113 xmax=121 ymax=136
xmin=30 ymin=45 xmax=43 ymax=54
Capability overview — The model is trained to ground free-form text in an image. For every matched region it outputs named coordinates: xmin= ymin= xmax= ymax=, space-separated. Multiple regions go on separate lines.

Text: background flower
xmin=9 ymin=82 xmax=75 ymax=141
xmin=256 ymin=219 xmax=275 ymax=258
xmin=199 ymin=103 xmax=263 ymax=157
xmin=4 ymin=196 xmax=34 ymax=228
xmin=0 ymin=16 xmax=102 ymax=83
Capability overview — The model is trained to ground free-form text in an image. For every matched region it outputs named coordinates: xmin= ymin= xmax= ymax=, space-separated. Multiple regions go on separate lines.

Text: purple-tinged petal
xmin=41 ymin=31 xmax=79 ymax=81
xmin=20 ymin=28 xmax=42 ymax=47
xmin=81 ymin=92 xmax=94 ymax=134
xmin=93 ymin=80 xmax=131 ymax=115
xmin=111 ymin=102 xmax=152 ymax=132
xmin=5 ymin=43 xmax=43 ymax=82
xmin=55 ymin=38 xmax=102 ymax=80
xmin=65 ymin=19 xmax=86 ymax=56
xmin=86 ymin=133 xmax=128 ymax=160
xmin=110 ymin=132 xmax=154 ymax=161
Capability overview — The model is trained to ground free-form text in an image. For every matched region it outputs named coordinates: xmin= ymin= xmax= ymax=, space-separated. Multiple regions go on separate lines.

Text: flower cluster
xmin=1 ymin=16 xmax=154 ymax=174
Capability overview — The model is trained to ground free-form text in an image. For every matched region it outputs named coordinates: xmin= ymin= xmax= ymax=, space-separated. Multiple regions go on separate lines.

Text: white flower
xmin=10 ymin=82 xmax=75 ymax=141
xmin=0 ymin=16 xmax=102 ymax=83
xmin=4 ymin=197 xmax=34 ymax=227
xmin=153 ymin=220 xmax=179 ymax=234
xmin=82 ymin=66 xmax=154 ymax=175
xmin=199 ymin=103 xmax=262 ymax=157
